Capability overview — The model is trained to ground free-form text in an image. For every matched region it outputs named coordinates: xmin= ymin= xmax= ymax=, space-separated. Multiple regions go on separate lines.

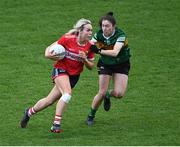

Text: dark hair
xmin=99 ymin=11 xmax=116 ymax=27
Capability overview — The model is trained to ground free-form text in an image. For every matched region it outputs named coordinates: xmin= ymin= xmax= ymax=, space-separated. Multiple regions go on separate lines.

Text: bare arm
xmin=79 ymin=50 xmax=94 ymax=70
xmin=100 ymin=42 xmax=124 ymax=57
xmin=84 ymin=59 xmax=94 ymax=70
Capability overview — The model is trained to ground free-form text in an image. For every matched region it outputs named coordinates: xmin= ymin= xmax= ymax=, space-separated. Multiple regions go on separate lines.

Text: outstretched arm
xmin=100 ymin=42 xmax=124 ymax=57
xmin=90 ymin=42 xmax=124 ymax=57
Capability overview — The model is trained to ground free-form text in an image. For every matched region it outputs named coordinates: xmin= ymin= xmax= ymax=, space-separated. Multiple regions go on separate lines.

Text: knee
xmin=98 ymin=90 xmax=107 ymax=98
xmin=112 ymin=91 xmax=124 ymax=99
xmin=60 ymin=93 xmax=72 ymax=103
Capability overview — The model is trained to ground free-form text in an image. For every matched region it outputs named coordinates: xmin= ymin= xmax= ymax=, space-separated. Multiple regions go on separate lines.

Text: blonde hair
xmin=67 ymin=18 xmax=91 ymax=35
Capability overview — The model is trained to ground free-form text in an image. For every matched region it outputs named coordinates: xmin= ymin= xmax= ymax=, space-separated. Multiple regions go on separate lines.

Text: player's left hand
xmin=90 ymin=45 xmax=101 ymax=54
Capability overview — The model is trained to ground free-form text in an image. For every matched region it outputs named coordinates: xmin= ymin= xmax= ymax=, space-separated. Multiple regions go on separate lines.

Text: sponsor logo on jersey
xmin=65 ymin=50 xmax=84 ymax=62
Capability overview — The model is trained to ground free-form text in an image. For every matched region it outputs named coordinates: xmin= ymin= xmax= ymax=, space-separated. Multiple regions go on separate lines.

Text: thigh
xmin=46 ymin=85 xmax=62 ymax=101
xmin=112 ymin=73 xmax=128 ymax=95
xmin=54 ymin=75 xmax=72 ymax=94
xmin=99 ymin=74 xmax=111 ymax=94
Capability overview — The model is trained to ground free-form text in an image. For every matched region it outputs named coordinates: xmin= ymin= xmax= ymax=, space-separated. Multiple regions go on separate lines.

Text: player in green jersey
xmin=86 ymin=12 xmax=131 ymax=125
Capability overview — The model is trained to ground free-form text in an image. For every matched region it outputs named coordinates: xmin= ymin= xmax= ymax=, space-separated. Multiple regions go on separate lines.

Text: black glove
xmin=90 ymin=45 xmax=101 ymax=54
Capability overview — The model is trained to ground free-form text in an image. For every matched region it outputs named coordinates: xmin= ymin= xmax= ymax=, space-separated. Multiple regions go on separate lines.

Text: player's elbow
xmin=89 ymin=66 xmax=94 ymax=70
xmin=112 ymin=52 xmax=119 ymax=57
xmin=86 ymin=64 xmax=94 ymax=70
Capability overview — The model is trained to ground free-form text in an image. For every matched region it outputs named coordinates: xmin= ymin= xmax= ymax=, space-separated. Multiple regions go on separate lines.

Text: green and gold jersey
xmin=93 ymin=27 xmax=131 ymax=65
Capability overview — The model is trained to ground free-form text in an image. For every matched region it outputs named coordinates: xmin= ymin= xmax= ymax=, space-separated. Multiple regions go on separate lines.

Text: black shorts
xmin=51 ymin=68 xmax=80 ymax=88
xmin=97 ymin=60 xmax=130 ymax=76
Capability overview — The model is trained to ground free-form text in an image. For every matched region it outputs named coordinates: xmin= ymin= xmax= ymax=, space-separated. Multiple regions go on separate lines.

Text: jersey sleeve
xmin=116 ymin=30 xmax=129 ymax=47
xmin=117 ymin=36 xmax=126 ymax=42
xmin=116 ymin=30 xmax=126 ymax=43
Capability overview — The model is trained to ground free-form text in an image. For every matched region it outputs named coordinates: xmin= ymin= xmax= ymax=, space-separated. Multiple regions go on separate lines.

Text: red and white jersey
xmin=54 ymin=34 xmax=94 ymax=75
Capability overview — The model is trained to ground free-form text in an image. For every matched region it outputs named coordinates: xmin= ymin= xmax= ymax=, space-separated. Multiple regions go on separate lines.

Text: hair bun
xmin=107 ymin=12 xmax=113 ymax=16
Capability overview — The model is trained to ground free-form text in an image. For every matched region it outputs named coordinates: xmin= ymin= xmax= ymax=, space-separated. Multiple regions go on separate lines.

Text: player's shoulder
xmin=116 ymin=27 xmax=126 ymax=35
xmin=59 ymin=34 xmax=76 ymax=43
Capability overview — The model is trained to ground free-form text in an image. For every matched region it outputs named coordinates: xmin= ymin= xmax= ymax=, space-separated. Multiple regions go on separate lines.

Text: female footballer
xmin=86 ymin=12 xmax=131 ymax=125
xmin=20 ymin=18 xmax=95 ymax=133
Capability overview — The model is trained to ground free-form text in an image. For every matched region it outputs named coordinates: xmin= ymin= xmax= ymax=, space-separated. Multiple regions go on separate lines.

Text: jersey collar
xmin=103 ymin=30 xmax=115 ymax=40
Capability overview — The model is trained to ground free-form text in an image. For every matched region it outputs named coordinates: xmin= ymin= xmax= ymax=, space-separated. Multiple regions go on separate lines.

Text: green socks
xmin=105 ymin=91 xmax=111 ymax=99
xmin=89 ymin=108 xmax=97 ymax=117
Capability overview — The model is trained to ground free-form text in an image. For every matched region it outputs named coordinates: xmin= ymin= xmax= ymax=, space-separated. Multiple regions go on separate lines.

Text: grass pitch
xmin=0 ymin=0 xmax=180 ymax=145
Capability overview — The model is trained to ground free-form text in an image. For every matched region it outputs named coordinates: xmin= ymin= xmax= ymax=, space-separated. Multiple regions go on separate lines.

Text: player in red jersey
xmin=20 ymin=18 xmax=95 ymax=133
